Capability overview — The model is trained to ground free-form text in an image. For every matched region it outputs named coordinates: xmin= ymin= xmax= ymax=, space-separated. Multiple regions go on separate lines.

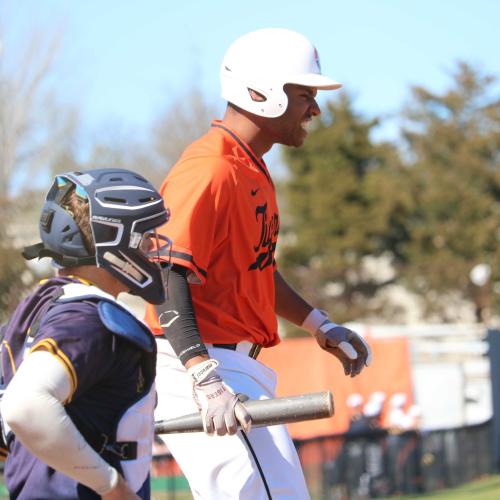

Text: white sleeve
xmin=1 ymin=350 xmax=118 ymax=495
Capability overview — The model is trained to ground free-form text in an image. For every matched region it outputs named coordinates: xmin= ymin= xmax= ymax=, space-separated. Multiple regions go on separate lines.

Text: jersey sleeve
xmin=29 ymin=303 xmax=116 ymax=402
xmin=157 ymin=156 xmax=234 ymax=284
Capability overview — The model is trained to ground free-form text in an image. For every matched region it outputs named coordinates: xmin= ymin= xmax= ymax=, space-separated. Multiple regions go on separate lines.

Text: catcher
xmin=0 ymin=168 xmax=170 ymax=499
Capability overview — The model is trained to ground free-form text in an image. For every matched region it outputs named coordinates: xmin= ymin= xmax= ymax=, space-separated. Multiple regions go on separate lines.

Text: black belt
xmin=212 ymin=343 xmax=262 ymax=360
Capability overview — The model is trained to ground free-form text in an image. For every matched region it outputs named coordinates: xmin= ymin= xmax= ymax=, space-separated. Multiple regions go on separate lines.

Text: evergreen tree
xmin=279 ymin=94 xmax=409 ymax=325
xmin=400 ymin=62 xmax=500 ymax=320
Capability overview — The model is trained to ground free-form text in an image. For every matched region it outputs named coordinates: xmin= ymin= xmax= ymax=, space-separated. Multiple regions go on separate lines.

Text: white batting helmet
xmin=220 ymin=28 xmax=342 ymax=118
xmin=390 ymin=393 xmax=407 ymax=408
xmin=346 ymin=393 xmax=364 ymax=408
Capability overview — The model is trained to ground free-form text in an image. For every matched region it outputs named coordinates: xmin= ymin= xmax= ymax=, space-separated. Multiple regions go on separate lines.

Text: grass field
xmin=149 ymin=474 xmax=500 ymax=500
xmin=151 ymin=475 xmax=192 ymax=499
xmin=1 ymin=474 xmax=500 ymax=499
xmin=392 ymin=474 xmax=500 ymax=500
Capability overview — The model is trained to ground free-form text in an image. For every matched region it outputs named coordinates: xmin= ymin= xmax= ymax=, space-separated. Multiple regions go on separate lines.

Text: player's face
xmin=267 ymin=84 xmax=320 ymax=147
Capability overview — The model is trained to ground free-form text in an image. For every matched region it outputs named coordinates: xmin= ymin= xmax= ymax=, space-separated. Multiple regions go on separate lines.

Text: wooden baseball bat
xmin=154 ymin=391 xmax=334 ymax=434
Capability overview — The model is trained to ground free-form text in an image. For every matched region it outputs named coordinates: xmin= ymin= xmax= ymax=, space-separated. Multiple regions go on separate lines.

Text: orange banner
xmin=259 ymin=334 xmax=413 ymax=439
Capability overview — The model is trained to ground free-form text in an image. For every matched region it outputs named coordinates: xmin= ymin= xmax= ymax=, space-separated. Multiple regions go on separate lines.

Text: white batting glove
xmin=302 ymin=309 xmax=372 ymax=377
xmin=187 ymin=359 xmax=252 ymax=436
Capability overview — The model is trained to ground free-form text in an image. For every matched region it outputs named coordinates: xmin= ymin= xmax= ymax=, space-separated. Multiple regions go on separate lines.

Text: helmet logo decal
xmin=314 ymin=47 xmax=321 ymax=71
xmin=159 ymin=310 xmax=180 ymax=328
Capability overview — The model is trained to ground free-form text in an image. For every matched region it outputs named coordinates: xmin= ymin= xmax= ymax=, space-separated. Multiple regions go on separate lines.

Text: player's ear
xmin=248 ymin=88 xmax=267 ymax=102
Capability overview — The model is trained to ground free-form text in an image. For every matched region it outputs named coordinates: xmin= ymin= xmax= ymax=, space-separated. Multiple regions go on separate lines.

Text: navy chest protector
xmin=1 ymin=292 xmax=156 ymax=464
xmin=97 ymin=301 xmax=154 ymax=353
xmin=49 ymin=295 xmax=155 ymax=463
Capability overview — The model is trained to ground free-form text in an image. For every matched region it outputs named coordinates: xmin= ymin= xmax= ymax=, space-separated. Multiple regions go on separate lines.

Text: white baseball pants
xmin=155 ymin=338 xmax=310 ymax=500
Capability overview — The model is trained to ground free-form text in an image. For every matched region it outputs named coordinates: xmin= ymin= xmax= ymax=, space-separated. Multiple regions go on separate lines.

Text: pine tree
xmin=279 ymin=94 xmax=409 ymax=324
xmin=400 ymin=62 xmax=500 ymax=320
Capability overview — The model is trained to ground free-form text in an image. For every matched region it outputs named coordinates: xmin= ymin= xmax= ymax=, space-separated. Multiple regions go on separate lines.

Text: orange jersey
xmin=145 ymin=121 xmax=280 ymax=347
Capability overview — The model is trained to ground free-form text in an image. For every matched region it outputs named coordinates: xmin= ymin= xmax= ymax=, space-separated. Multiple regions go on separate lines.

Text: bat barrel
xmin=155 ymin=391 xmax=334 ymax=434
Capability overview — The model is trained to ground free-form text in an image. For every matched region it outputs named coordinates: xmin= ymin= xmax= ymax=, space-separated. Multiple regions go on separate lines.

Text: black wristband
xmin=155 ymin=264 xmax=208 ymax=365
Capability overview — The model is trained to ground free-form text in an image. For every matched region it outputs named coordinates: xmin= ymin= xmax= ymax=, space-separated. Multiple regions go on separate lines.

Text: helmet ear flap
xmin=220 ymin=69 xmax=289 ymax=118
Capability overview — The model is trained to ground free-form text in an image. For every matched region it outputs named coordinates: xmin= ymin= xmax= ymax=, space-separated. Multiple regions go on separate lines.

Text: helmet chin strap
xmin=103 ymin=251 xmax=145 ymax=282
xmin=22 ymin=242 xmax=96 ymax=267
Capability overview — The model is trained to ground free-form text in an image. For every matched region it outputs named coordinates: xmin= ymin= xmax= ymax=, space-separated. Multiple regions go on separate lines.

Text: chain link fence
xmin=151 ymin=419 xmax=494 ymax=499
xmin=297 ymin=419 xmax=494 ymax=499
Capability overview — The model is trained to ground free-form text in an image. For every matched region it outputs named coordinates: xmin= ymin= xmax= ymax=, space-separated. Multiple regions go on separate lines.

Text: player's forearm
xmin=1 ymin=351 xmax=118 ymax=495
xmin=184 ymin=354 xmax=210 ymax=369
xmin=156 ymin=264 xmax=208 ymax=365
xmin=274 ymin=270 xmax=313 ymax=326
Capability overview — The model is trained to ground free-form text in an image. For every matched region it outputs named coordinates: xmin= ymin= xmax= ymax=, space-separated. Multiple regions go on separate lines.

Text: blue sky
xmin=2 ymin=0 xmax=500 ymax=144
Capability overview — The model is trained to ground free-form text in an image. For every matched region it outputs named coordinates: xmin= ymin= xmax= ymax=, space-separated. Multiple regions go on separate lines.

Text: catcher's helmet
xmin=23 ymin=168 xmax=170 ymax=304
xmin=220 ymin=28 xmax=342 ymax=118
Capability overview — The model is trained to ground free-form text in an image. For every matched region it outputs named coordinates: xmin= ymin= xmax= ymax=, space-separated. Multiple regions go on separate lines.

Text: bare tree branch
xmin=152 ymin=87 xmax=220 ymax=171
xmin=0 ymin=25 xmax=75 ymax=198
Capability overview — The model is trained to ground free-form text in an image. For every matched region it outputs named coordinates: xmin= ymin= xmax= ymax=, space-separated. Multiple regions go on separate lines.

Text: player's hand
xmin=314 ymin=321 xmax=372 ymax=377
xmin=101 ymin=473 xmax=139 ymax=500
xmin=188 ymin=359 xmax=252 ymax=436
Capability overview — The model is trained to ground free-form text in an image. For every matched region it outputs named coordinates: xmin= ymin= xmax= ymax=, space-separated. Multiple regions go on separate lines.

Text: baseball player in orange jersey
xmin=147 ymin=28 xmax=372 ymax=499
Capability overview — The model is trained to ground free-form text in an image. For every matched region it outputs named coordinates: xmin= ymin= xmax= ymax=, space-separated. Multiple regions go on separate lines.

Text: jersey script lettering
xmin=248 ymin=202 xmax=279 ymax=271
